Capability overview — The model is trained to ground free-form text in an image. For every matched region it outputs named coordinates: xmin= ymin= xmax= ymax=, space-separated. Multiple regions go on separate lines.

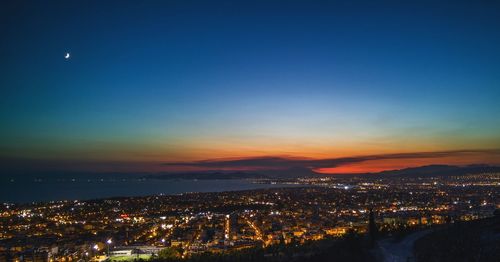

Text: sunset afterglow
xmin=2 ymin=1 xmax=500 ymax=174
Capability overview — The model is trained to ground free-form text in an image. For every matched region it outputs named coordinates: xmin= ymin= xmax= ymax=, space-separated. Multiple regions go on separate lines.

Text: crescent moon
xmin=65 ymin=53 xmax=70 ymax=59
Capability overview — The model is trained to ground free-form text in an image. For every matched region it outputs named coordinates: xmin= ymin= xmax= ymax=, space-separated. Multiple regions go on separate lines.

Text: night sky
xmin=1 ymin=0 xmax=500 ymax=173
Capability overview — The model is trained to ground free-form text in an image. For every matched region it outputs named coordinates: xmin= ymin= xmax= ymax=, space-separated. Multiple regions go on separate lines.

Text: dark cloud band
xmin=163 ymin=149 xmax=500 ymax=170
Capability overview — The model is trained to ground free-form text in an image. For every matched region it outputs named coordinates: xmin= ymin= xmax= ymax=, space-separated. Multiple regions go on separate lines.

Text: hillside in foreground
xmin=414 ymin=215 xmax=500 ymax=262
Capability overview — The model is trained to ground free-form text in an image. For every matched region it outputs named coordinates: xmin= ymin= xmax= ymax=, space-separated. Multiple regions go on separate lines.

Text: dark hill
xmin=375 ymin=164 xmax=500 ymax=177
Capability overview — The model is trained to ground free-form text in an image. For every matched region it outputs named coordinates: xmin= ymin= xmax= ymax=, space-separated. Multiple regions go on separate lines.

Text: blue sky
xmin=1 ymin=0 xmax=500 ymax=171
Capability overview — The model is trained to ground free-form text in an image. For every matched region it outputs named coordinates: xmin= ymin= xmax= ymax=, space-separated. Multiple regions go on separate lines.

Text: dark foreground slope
xmin=414 ymin=215 xmax=500 ymax=262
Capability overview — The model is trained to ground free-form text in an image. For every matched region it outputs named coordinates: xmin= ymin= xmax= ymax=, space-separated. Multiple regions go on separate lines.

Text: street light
xmin=92 ymin=244 xmax=99 ymax=259
xmin=106 ymin=239 xmax=112 ymax=256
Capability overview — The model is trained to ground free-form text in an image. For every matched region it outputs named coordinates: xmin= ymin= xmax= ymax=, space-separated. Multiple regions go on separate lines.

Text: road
xmin=245 ymin=218 xmax=263 ymax=241
xmin=378 ymin=229 xmax=432 ymax=262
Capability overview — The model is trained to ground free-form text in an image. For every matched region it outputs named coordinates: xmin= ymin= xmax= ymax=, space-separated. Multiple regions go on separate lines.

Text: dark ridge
xmin=374 ymin=164 xmax=500 ymax=177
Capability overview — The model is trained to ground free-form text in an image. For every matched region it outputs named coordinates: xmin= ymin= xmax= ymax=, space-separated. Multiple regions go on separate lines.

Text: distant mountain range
xmin=146 ymin=164 xmax=500 ymax=180
xmin=373 ymin=164 xmax=500 ymax=177
xmin=144 ymin=167 xmax=316 ymax=180
xmin=3 ymin=164 xmax=499 ymax=181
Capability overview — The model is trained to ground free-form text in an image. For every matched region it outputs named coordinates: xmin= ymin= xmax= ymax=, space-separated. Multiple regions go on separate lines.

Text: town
xmin=1 ymin=172 xmax=499 ymax=261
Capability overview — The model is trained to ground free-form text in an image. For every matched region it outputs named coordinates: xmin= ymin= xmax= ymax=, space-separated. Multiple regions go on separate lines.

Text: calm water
xmin=0 ymin=178 xmax=295 ymax=203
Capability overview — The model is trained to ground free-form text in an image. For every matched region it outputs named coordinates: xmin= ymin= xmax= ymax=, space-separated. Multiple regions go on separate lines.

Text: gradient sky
xmin=1 ymin=0 xmax=500 ymax=173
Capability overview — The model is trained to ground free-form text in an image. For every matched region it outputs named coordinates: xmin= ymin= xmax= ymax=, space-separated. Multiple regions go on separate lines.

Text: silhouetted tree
xmin=368 ymin=208 xmax=378 ymax=247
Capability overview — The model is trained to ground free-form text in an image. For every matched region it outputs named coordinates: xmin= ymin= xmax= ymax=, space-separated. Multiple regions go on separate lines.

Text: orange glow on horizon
xmin=317 ymin=154 xmax=500 ymax=174
xmin=7 ymin=148 xmax=500 ymax=174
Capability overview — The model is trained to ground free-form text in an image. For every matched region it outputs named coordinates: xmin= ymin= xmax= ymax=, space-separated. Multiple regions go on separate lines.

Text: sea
xmin=0 ymin=177 xmax=296 ymax=204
